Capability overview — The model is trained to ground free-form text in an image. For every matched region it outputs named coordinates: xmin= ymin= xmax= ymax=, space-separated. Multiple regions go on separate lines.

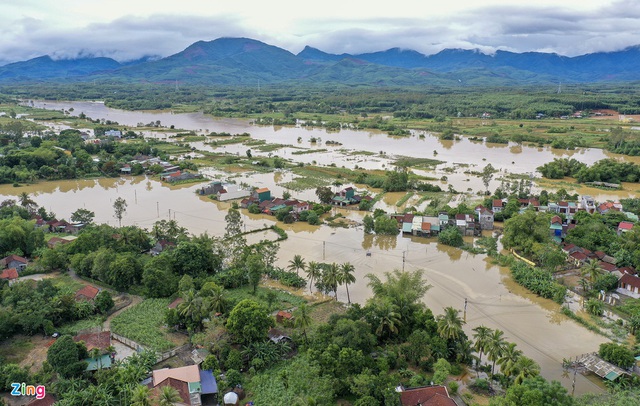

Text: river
xmin=13 ymin=100 xmax=622 ymax=394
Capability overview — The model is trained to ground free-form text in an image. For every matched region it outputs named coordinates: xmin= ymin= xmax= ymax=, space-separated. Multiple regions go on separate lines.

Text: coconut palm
xmin=306 ymin=261 xmax=322 ymax=293
xmin=287 ymin=255 xmax=306 ymax=276
xmin=513 ymin=356 xmax=541 ymax=385
xmin=18 ymin=192 xmax=36 ymax=209
xmin=339 ymin=262 xmax=356 ymax=304
xmin=486 ymin=329 xmax=507 ymax=377
xmin=374 ymin=300 xmax=401 ymax=338
xmin=496 ymin=342 xmax=523 ymax=377
xmin=294 ymin=303 xmax=312 ymax=344
xmin=472 ymin=325 xmax=493 ymax=370
xmin=582 ymin=259 xmax=602 ymax=283
xmin=436 ymin=306 xmax=465 ymax=341
xmin=130 ymin=385 xmax=152 ymax=406
xmin=157 ymin=386 xmax=181 ymax=406
xmin=322 ymin=262 xmax=340 ymax=300
xmin=178 ymin=289 xmax=204 ymax=331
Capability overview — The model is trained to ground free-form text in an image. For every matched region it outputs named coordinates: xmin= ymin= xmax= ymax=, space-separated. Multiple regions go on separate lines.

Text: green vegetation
xmin=111 ymin=298 xmax=178 ymax=352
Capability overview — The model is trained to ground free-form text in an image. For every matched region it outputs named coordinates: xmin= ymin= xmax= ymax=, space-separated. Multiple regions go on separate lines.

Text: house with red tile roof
xmin=75 ymin=285 xmax=100 ymax=301
xmin=617 ymin=221 xmax=634 ymax=235
xmin=618 ymin=274 xmax=640 ymax=298
xmin=73 ymin=331 xmax=112 ymax=352
xmin=0 ymin=268 xmax=19 ymax=285
xmin=276 ymin=310 xmax=293 ymax=324
xmin=1 ymin=254 xmax=28 ymax=271
xmin=398 ymin=385 xmax=458 ymax=406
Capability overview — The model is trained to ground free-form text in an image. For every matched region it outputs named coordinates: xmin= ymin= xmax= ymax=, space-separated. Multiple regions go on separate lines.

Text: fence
xmin=111 ymin=332 xmax=146 ymax=353
xmin=156 ymin=343 xmax=192 ymax=363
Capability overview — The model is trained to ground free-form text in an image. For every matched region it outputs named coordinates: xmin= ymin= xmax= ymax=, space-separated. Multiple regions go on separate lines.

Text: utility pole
xmin=402 ymin=251 xmax=405 ymax=271
xmin=157 ymin=202 xmax=159 ymax=217
xmin=464 ymin=298 xmax=468 ymax=322
xmin=168 ymin=209 xmax=171 ymax=219
xmin=323 ymin=241 xmax=326 ymax=260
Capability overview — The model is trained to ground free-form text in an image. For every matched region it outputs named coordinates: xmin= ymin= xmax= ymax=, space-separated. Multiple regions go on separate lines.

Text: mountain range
xmin=1 ymin=37 xmax=640 ymax=86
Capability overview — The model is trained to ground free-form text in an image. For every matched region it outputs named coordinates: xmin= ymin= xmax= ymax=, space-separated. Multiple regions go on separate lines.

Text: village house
xmin=148 ymin=365 xmax=218 ymax=406
xmin=618 ymin=274 xmax=640 ymax=299
xmin=597 ymin=201 xmax=623 ymax=215
xmin=0 ymin=268 xmax=19 ymax=285
xmin=398 ymin=384 xmax=458 ymax=406
xmin=75 ymin=285 xmax=100 ymax=301
xmin=254 ymin=187 xmax=271 ymax=202
xmin=150 ymin=240 xmax=176 ymax=256
xmin=617 ymin=221 xmax=634 ymax=235
xmin=492 ymin=199 xmax=505 ymax=212
xmin=120 ymin=164 xmax=132 ymax=174
xmin=581 ymin=195 xmax=596 ymax=214
xmin=276 ymin=310 xmax=293 ymax=324
xmin=1 ymin=254 xmax=28 ymax=272
xmin=475 ymin=205 xmax=495 ymax=230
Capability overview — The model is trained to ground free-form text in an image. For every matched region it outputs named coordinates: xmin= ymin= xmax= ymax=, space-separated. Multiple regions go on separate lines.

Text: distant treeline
xmin=537 ymin=157 xmax=640 ymax=183
xmin=4 ymin=82 xmax=640 ymax=117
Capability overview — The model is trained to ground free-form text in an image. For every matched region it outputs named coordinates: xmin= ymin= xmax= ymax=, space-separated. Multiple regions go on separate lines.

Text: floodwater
xmin=27 ymin=100 xmax=640 ymax=175
xmin=0 ymin=176 xmax=608 ymax=395
xmin=19 ymin=100 xmax=639 ymax=394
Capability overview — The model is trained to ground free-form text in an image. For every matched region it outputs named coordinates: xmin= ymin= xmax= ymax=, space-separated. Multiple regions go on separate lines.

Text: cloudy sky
xmin=1 ymin=0 xmax=639 ymax=65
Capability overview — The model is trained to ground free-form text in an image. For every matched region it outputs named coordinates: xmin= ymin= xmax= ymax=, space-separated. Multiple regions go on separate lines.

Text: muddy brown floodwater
xmin=0 ymin=176 xmax=607 ymax=395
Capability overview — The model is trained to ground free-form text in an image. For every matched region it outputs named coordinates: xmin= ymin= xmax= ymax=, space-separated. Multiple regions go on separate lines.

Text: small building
xmin=74 ymin=331 xmax=112 ymax=352
xmin=0 ymin=268 xmax=19 ymax=285
xmin=268 ymin=328 xmax=292 ymax=344
xmin=276 ymin=310 xmax=293 ymax=324
xmin=150 ymin=240 xmax=176 ymax=256
xmin=120 ymin=164 xmax=132 ymax=174
xmin=338 ymin=187 xmax=355 ymax=199
xmin=150 ymin=365 xmax=218 ymax=406
xmin=398 ymin=384 xmax=458 ymax=406
xmin=104 ymin=130 xmax=122 ymax=138
xmin=581 ymin=195 xmax=596 ymax=214
xmin=1 ymin=254 xmax=28 ymax=271
xmin=75 ymin=285 xmax=100 ymax=301
xmin=200 ymin=181 xmax=224 ymax=195
xmin=476 ymin=206 xmax=494 ymax=230
xmin=255 ymin=187 xmax=271 ymax=202
xmin=492 ymin=199 xmax=504 ymax=212
xmin=618 ymin=221 xmax=634 ymax=235
xmin=618 ymin=274 xmax=640 ymax=298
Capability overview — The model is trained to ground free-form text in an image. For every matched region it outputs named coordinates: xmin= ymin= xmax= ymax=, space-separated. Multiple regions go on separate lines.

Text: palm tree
xmin=436 ymin=306 xmax=465 ymax=341
xmin=374 ymin=300 xmax=401 ymax=338
xmin=130 ymin=385 xmax=152 ymax=406
xmin=513 ymin=356 xmax=541 ymax=385
xmin=486 ymin=329 xmax=507 ymax=377
xmin=178 ymin=289 xmax=203 ymax=331
xmin=90 ymin=347 xmax=102 ymax=370
xmin=157 ymin=385 xmax=181 ymax=406
xmin=294 ymin=303 xmax=312 ymax=344
xmin=323 ymin=263 xmax=340 ymax=300
xmin=472 ymin=325 xmax=493 ymax=370
xmin=287 ymin=255 xmax=306 ymax=276
xmin=582 ymin=259 xmax=602 ymax=283
xmin=339 ymin=262 xmax=356 ymax=304
xmin=306 ymin=261 xmax=322 ymax=293
xmin=496 ymin=342 xmax=523 ymax=377
xmin=18 ymin=192 xmax=36 ymax=209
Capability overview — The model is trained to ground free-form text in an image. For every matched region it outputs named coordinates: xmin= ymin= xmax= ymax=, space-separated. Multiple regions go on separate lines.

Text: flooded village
xmin=1 ymin=99 xmax=640 ymax=405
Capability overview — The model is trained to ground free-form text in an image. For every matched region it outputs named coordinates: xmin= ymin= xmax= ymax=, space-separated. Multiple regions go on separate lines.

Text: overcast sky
xmin=1 ymin=0 xmax=639 ymax=65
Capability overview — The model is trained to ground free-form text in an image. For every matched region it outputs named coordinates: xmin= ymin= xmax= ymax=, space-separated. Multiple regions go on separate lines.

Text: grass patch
xmin=0 ymin=336 xmax=34 ymax=364
xmin=396 ymin=192 xmax=414 ymax=207
xmin=254 ymin=143 xmax=288 ymax=152
xmin=207 ymin=137 xmax=247 ymax=146
xmin=394 ymin=157 xmax=443 ymax=168
xmin=226 ymin=286 xmax=306 ymax=312
xmin=308 ymin=300 xmax=346 ymax=324
xmin=58 ymin=317 xmax=105 ymax=335
xmin=291 ymin=148 xmax=328 ymax=155
xmin=111 ymin=298 xmax=176 ymax=352
xmin=50 ymin=274 xmax=85 ymax=294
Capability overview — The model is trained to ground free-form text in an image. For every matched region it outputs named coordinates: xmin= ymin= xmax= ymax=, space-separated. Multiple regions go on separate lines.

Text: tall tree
xmin=294 ymin=303 xmax=312 ymax=344
xmin=113 ymin=197 xmax=127 ymax=227
xmin=486 ymin=329 xmax=507 ymax=377
xmin=472 ymin=325 xmax=493 ymax=369
xmin=322 ymin=262 xmax=340 ymax=300
xmin=497 ymin=342 xmax=523 ymax=378
xmin=130 ymin=385 xmax=152 ymax=406
xmin=157 ymin=386 xmax=181 ymax=406
xmin=373 ymin=300 xmax=401 ymax=338
xmin=339 ymin=262 xmax=356 ymax=304
xmin=226 ymin=299 xmax=274 ymax=345
xmin=513 ymin=356 xmax=541 ymax=385
xmin=70 ymin=208 xmax=95 ymax=224
xmin=436 ymin=306 xmax=465 ymax=341
xmin=287 ymin=254 xmax=306 ymax=276
xmin=306 ymin=261 xmax=322 ymax=293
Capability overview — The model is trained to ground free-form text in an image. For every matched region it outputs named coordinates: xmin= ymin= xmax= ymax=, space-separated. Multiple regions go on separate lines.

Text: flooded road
xmin=0 ymin=176 xmax=608 ymax=394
